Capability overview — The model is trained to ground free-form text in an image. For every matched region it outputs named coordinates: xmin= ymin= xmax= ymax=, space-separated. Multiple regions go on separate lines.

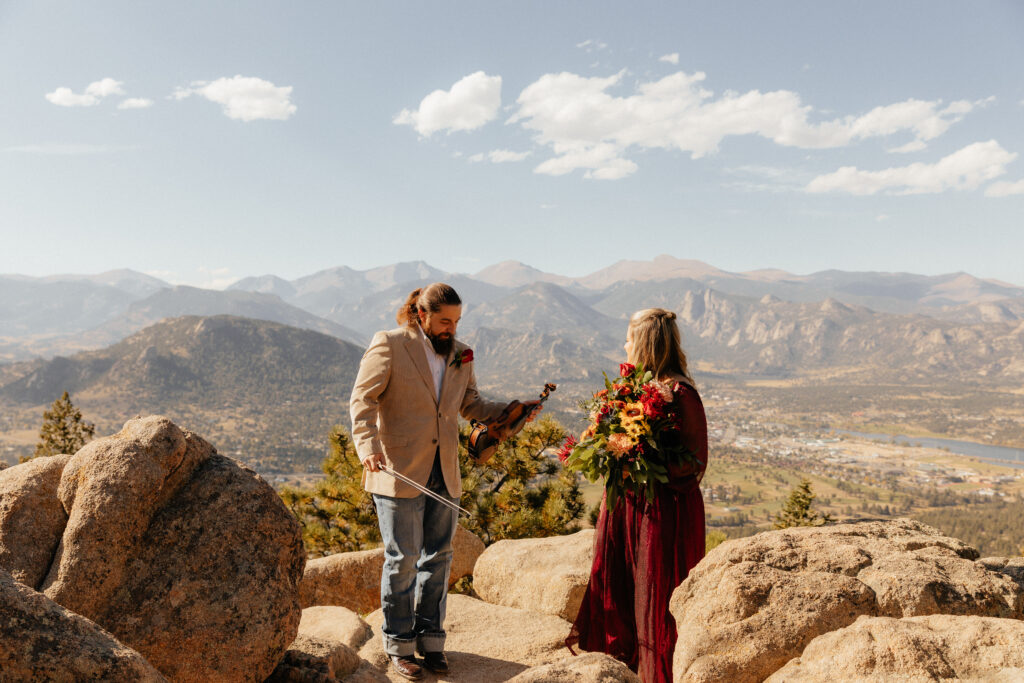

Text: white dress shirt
xmin=419 ymin=325 xmax=446 ymax=403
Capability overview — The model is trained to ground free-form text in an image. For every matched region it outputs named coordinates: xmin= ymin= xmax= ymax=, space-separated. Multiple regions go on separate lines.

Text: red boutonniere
xmin=450 ymin=348 xmax=474 ymax=369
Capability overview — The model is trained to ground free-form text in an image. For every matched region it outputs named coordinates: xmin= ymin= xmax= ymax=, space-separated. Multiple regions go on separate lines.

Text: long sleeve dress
xmin=567 ymin=381 xmax=708 ymax=682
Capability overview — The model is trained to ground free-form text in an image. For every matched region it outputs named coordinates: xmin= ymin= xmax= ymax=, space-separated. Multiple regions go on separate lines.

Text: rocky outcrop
xmin=299 ymin=525 xmax=483 ymax=613
xmin=298 ymin=606 xmax=374 ymax=651
xmin=767 ymin=614 xmax=1024 ymax=681
xmin=451 ymin=521 xmax=486 ymax=583
xmin=2 ymin=416 xmax=305 ymax=683
xmin=979 ymin=555 xmax=1024 ymax=594
xmin=0 ymin=568 xmax=166 ymax=682
xmin=506 ymin=652 xmax=640 ymax=682
xmin=96 ymin=451 xmax=306 ymax=681
xmin=359 ymin=594 xmax=574 ymax=680
xmin=0 ymin=453 xmax=70 ymax=588
xmin=300 ymin=548 xmax=384 ymax=615
xmin=670 ymin=519 xmax=1024 ymax=683
xmin=41 ymin=416 xmax=211 ymax=615
xmin=266 ymin=634 xmax=363 ymax=682
xmin=474 ymin=529 xmax=594 ymax=621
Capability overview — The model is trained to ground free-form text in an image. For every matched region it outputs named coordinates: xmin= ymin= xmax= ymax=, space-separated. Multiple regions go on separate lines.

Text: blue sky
xmin=2 ymin=1 xmax=1023 ymax=288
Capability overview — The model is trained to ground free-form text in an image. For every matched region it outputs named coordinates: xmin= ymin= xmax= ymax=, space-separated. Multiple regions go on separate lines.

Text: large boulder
xmin=299 ymin=525 xmax=483 ymax=613
xmin=16 ymin=415 xmax=305 ymax=683
xmin=41 ymin=416 xmax=211 ymax=614
xmin=0 ymin=453 xmax=70 ymax=588
xmin=359 ymin=594 xmax=574 ymax=681
xmin=0 ymin=568 xmax=166 ymax=681
xmin=473 ymin=529 xmax=594 ymax=620
xmin=506 ymin=652 xmax=640 ymax=682
xmin=96 ymin=452 xmax=306 ymax=681
xmin=670 ymin=519 xmax=1024 ymax=683
xmin=767 ymin=614 xmax=1024 ymax=681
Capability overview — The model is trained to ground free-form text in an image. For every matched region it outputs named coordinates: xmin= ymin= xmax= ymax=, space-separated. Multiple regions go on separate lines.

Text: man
xmin=350 ymin=282 xmax=540 ymax=680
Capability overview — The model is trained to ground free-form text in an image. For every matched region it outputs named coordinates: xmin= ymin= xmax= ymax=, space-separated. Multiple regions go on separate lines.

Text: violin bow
xmin=379 ymin=464 xmax=472 ymax=517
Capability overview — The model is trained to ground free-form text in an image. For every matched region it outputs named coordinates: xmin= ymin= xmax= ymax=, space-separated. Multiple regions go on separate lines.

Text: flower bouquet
xmin=558 ymin=362 xmax=700 ymax=509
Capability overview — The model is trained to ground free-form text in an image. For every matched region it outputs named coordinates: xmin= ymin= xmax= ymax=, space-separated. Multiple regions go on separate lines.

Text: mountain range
xmin=3 ymin=256 xmax=1024 ymax=383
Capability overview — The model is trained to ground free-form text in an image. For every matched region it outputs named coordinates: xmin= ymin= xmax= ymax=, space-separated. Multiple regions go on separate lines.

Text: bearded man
xmin=349 ymin=282 xmax=540 ymax=680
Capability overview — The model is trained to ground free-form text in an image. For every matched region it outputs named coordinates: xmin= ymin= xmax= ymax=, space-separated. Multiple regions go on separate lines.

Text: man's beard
xmin=425 ymin=328 xmax=454 ymax=356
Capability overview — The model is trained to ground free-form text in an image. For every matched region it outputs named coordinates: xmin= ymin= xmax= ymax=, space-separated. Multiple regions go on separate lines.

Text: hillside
xmin=0 ymin=316 xmax=365 ymax=472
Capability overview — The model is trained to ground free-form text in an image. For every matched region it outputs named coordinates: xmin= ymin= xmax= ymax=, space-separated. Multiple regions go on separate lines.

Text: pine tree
xmin=706 ymin=530 xmax=728 ymax=553
xmin=280 ymin=417 xmax=587 ymax=557
xmin=773 ymin=478 xmax=833 ymax=529
xmin=458 ymin=416 xmax=585 ymax=545
xmin=28 ymin=391 xmax=95 ymax=461
xmin=279 ymin=426 xmax=380 ymax=557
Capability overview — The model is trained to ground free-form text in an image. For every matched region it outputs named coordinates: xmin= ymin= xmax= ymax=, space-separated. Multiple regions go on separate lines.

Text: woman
xmin=567 ymin=307 xmax=708 ymax=682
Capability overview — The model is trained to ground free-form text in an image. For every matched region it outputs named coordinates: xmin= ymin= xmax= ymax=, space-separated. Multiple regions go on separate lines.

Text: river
xmin=837 ymin=430 xmax=1024 ymax=468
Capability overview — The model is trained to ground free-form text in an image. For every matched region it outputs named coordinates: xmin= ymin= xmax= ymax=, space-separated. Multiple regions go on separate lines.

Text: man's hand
xmin=523 ymin=400 xmax=543 ymax=423
xmin=362 ymin=452 xmax=385 ymax=472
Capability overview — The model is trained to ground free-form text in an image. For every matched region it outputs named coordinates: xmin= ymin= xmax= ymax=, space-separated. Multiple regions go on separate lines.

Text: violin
xmin=467 ymin=383 xmax=556 ymax=463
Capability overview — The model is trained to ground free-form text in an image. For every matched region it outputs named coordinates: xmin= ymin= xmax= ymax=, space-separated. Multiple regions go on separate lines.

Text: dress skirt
xmin=567 ymin=479 xmax=705 ymax=682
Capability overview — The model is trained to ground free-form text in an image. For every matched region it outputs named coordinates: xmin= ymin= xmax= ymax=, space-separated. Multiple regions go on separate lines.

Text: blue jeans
xmin=372 ymin=453 xmax=458 ymax=656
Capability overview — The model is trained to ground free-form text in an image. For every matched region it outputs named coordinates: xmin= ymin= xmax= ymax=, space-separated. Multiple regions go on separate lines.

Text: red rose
xmin=463 ymin=349 xmax=474 ymax=364
xmin=556 ymin=435 xmax=578 ymax=463
xmin=619 ymin=363 xmax=635 ymax=377
xmin=639 ymin=383 xmax=667 ymax=418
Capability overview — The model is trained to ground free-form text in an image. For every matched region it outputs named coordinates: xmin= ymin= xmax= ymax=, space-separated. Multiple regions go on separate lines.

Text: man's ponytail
xmin=396 ymin=283 xmax=462 ymax=328
xmin=396 ymin=288 xmax=423 ymax=327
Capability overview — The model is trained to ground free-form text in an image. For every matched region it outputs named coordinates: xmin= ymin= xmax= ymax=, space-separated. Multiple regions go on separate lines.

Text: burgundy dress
xmin=567 ymin=382 xmax=708 ymax=682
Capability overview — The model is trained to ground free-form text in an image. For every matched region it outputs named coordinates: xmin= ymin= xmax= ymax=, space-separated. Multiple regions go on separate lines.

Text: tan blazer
xmin=349 ymin=325 xmax=505 ymax=498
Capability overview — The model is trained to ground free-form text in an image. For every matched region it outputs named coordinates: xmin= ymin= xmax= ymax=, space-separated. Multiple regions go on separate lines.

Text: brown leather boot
xmin=390 ymin=655 xmax=423 ymax=680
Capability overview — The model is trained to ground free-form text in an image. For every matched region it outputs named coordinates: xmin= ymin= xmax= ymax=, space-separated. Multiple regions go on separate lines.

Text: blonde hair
xmin=627 ymin=308 xmax=693 ymax=384
xmin=396 ymin=283 xmax=462 ymax=328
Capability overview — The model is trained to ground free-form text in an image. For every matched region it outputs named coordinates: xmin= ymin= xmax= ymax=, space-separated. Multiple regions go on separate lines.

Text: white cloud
xmin=985 ymin=179 xmax=1024 ymax=197
xmin=659 ymin=53 xmax=680 ymax=65
xmin=85 ymin=78 xmax=125 ymax=98
xmin=151 ymin=266 xmax=236 ymax=289
xmin=508 ymin=69 xmax=990 ymax=179
xmin=806 ymin=140 xmax=1016 ymax=195
xmin=45 ymin=78 xmax=125 ymax=107
xmin=197 ymin=266 xmax=236 ymax=290
xmin=174 ymin=75 xmax=296 ymax=121
xmin=117 ymin=98 xmax=153 ymax=110
xmin=467 ymin=149 xmax=531 ymax=164
xmin=576 ymin=39 xmax=608 ymax=52
xmin=144 ymin=269 xmax=176 ymax=280
xmin=487 ymin=149 xmax=530 ymax=163
xmin=888 ymin=140 xmax=927 ymax=154
xmin=394 ymin=71 xmax=501 ymax=136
